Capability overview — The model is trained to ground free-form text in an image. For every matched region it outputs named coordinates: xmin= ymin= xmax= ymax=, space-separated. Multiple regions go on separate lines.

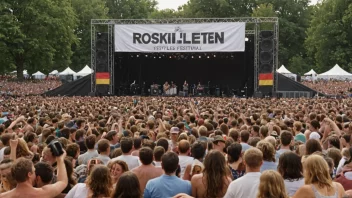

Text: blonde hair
xmin=16 ymin=138 xmax=33 ymax=159
xmin=341 ymin=148 xmax=350 ymax=159
xmin=257 ymin=170 xmax=289 ymax=198
xmin=304 ymin=155 xmax=333 ymax=189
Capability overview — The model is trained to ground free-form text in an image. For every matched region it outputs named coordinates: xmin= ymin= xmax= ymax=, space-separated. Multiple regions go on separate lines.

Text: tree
xmin=0 ymin=0 xmax=77 ymax=79
xmin=71 ymin=0 xmax=108 ymax=71
xmin=305 ymin=0 xmax=352 ymax=72
xmin=149 ymin=9 xmax=182 ymax=19
xmin=181 ymin=0 xmax=256 ymax=18
xmin=252 ymin=3 xmax=277 ymax=30
xmin=257 ymin=0 xmax=311 ymax=71
xmin=105 ymin=0 xmax=157 ymax=19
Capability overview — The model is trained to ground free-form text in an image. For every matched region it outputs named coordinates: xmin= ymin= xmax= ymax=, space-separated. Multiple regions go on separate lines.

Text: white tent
xmin=10 ymin=70 xmax=29 ymax=77
xmin=317 ymin=64 xmax=352 ymax=80
xmin=304 ymin=69 xmax=317 ymax=76
xmin=277 ymin=65 xmax=297 ymax=80
xmin=49 ymin=70 xmax=59 ymax=75
xmin=76 ymin=65 xmax=93 ymax=77
xmin=32 ymin=71 xmax=46 ymax=80
xmin=59 ymin=67 xmax=76 ymax=76
xmin=303 ymin=69 xmax=318 ymax=82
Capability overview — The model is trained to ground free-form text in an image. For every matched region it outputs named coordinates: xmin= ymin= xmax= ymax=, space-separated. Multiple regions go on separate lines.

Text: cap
xmin=105 ymin=130 xmax=117 ymax=140
xmin=294 ymin=133 xmax=306 ymax=143
xmin=212 ymin=135 xmax=225 ymax=143
xmin=170 ymin=127 xmax=180 ymax=134
xmin=309 ymin=132 xmax=321 ymax=140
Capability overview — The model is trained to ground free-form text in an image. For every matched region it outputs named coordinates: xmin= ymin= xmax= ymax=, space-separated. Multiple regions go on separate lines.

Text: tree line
xmin=0 ymin=0 xmax=351 ymax=78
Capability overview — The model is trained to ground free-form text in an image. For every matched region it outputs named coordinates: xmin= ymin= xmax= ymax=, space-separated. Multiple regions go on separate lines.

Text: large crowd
xmin=0 ymin=96 xmax=352 ymax=197
xmin=0 ymin=78 xmax=61 ymax=96
xmin=302 ymin=80 xmax=352 ymax=96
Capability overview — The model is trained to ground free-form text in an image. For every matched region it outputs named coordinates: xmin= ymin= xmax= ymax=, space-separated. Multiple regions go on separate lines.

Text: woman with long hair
xmin=107 ymin=160 xmax=129 ymax=184
xmin=227 ymin=143 xmax=245 ymax=180
xmin=191 ymin=150 xmax=232 ymax=198
xmin=278 ymin=151 xmax=304 ymax=197
xmin=111 ymin=172 xmax=141 ymax=198
xmin=257 ymin=170 xmax=289 ymax=198
xmin=336 ymin=147 xmax=352 ymax=190
xmin=293 ymin=155 xmax=345 ymax=198
xmin=66 ymin=165 xmax=113 ymax=198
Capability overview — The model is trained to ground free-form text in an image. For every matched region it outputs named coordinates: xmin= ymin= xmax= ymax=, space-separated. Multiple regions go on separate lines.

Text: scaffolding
xmin=91 ymin=18 xmax=279 ymax=95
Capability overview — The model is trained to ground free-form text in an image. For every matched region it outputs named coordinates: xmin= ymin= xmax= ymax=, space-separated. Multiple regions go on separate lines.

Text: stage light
xmin=214 ymin=55 xmax=216 ymax=58
xmin=159 ymin=56 xmax=161 ymax=59
xmin=245 ymin=37 xmax=249 ymax=42
xmin=207 ymin=56 xmax=210 ymax=59
xmin=137 ymin=55 xmax=139 ymax=58
xmin=199 ymin=56 xmax=201 ymax=59
xmin=145 ymin=55 xmax=148 ymax=57
xmin=192 ymin=56 xmax=194 ymax=59
xmin=154 ymin=56 xmax=156 ymax=59
xmin=169 ymin=56 xmax=172 ymax=59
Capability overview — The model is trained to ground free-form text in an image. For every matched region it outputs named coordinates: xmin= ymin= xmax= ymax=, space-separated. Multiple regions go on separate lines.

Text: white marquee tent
xmin=317 ymin=64 xmax=352 ymax=80
xmin=59 ymin=67 xmax=76 ymax=76
xmin=49 ymin=70 xmax=59 ymax=76
xmin=304 ymin=69 xmax=317 ymax=76
xmin=76 ymin=65 xmax=93 ymax=77
xmin=277 ymin=65 xmax=297 ymax=80
xmin=32 ymin=71 xmax=46 ymax=80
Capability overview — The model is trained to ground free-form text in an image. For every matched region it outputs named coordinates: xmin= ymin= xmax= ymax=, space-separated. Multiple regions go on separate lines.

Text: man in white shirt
xmin=111 ymin=137 xmax=139 ymax=170
xmin=178 ymin=140 xmax=193 ymax=178
xmin=224 ymin=147 xmax=263 ymax=198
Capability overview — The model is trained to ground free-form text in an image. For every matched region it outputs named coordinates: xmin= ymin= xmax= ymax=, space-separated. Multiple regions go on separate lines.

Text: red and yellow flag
xmin=96 ymin=72 xmax=110 ymax=85
xmin=259 ymin=73 xmax=274 ymax=86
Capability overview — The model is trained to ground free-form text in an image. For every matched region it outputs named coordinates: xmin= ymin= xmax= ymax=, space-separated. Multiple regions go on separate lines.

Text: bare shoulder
xmin=191 ymin=173 xmax=203 ymax=181
xmin=293 ymin=185 xmax=314 ymax=198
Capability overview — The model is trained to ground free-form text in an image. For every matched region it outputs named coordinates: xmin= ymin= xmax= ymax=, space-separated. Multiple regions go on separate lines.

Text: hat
xmin=170 ymin=127 xmax=180 ymax=134
xmin=213 ymin=135 xmax=225 ymax=143
xmin=294 ymin=133 xmax=306 ymax=143
xmin=309 ymin=132 xmax=321 ymax=140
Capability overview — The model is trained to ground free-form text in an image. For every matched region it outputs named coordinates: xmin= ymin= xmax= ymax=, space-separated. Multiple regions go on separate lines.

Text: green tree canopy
xmin=0 ymin=0 xmax=77 ymax=78
xmin=305 ymin=0 xmax=352 ymax=73
xmin=71 ymin=0 xmax=108 ymax=71
xmin=105 ymin=0 xmax=157 ymax=19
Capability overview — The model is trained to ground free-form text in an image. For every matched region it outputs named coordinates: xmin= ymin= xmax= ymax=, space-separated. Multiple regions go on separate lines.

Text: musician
xmin=170 ymin=81 xmax=177 ymax=95
xmin=183 ymin=81 xmax=189 ymax=91
xmin=163 ymin=81 xmax=170 ymax=95
xmin=197 ymin=82 xmax=204 ymax=95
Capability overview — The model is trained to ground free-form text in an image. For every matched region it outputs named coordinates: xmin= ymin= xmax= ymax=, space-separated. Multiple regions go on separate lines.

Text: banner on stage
xmin=114 ymin=23 xmax=246 ymax=52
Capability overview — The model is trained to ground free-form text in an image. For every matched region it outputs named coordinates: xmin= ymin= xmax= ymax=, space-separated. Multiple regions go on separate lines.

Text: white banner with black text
xmin=114 ymin=23 xmax=246 ymax=52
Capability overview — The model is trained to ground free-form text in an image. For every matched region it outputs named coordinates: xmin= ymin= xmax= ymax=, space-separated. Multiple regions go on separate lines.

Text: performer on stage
xmin=163 ymin=81 xmax=170 ymax=95
xmin=170 ymin=81 xmax=177 ymax=95
xmin=183 ymin=81 xmax=189 ymax=91
xmin=197 ymin=82 xmax=204 ymax=95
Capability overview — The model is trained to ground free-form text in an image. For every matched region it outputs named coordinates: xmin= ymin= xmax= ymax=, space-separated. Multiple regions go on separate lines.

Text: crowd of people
xmin=0 ymin=78 xmax=61 ymax=96
xmin=1 ymin=96 xmax=352 ymax=197
xmin=302 ymin=80 xmax=352 ymax=96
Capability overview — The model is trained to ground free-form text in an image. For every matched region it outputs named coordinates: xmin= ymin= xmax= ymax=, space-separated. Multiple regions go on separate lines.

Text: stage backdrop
xmin=114 ymin=23 xmax=246 ymax=52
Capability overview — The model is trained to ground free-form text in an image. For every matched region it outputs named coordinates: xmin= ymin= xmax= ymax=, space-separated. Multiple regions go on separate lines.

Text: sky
xmin=156 ymin=0 xmax=319 ymax=10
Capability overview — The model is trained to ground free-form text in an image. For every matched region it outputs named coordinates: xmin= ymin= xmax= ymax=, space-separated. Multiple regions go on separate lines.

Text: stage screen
xmin=114 ymin=23 xmax=246 ymax=52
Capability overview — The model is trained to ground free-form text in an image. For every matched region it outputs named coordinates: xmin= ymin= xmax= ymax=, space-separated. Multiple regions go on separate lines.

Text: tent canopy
xmin=304 ymin=69 xmax=317 ymax=76
xmin=318 ymin=64 xmax=352 ymax=80
xmin=32 ymin=71 xmax=45 ymax=76
xmin=277 ymin=65 xmax=293 ymax=74
xmin=49 ymin=70 xmax=59 ymax=75
xmin=59 ymin=67 xmax=76 ymax=76
xmin=76 ymin=65 xmax=93 ymax=76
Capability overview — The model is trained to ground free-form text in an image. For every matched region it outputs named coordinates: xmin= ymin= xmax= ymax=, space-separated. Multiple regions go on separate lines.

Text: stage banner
xmin=114 ymin=23 xmax=246 ymax=52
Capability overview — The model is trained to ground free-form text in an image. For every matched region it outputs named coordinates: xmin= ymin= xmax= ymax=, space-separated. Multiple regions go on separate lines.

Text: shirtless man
xmin=131 ymin=147 xmax=163 ymax=193
xmin=0 ymin=150 xmax=67 ymax=198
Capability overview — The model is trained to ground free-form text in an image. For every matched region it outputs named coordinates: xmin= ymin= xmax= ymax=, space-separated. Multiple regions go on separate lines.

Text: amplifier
xmin=179 ymin=91 xmax=186 ymax=97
